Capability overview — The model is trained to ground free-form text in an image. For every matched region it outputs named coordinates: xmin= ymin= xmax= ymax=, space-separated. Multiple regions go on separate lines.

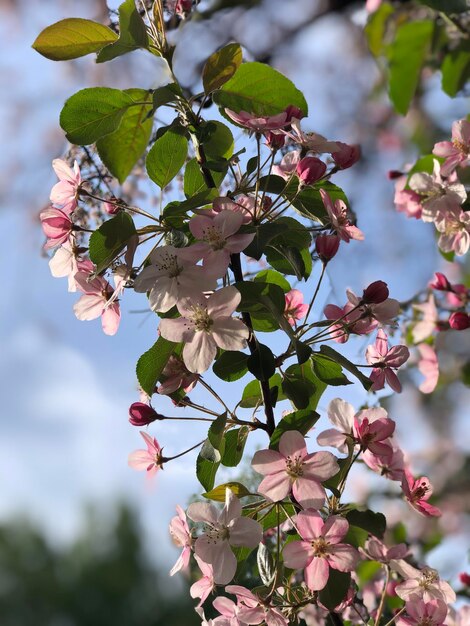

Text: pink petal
xmin=293 ymin=476 xmax=326 ymax=510
xmin=159 ymin=317 xmax=193 ymax=343
xmin=304 ymin=557 xmax=330 ymax=591
xmin=278 ymin=430 xmax=307 ymax=458
xmin=229 ymin=516 xmax=262 ymax=548
xmin=283 ymin=540 xmax=312 ymax=569
xmin=183 ymin=331 xmax=218 ymax=373
xmin=251 ymin=449 xmax=285 ymax=476
xmin=207 ymin=286 xmax=241 ymax=317
xmin=327 ymin=398 xmax=355 ymax=431
xmin=187 ymin=501 xmax=218 ymax=525
xmin=322 ymin=516 xmax=349 ymax=544
xmin=257 ymin=472 xmax=291 ymax=503
xmin=296 ymin=510 xmax=324 ymax=540
xmin=327 ymin=544 xmax=359 ymax=572
xmin=128 ymin=450 xmax=152 ymax=470
xmin=303 ymin=451 xmax=339 ymax=482
xmin=316 ymin=428 xmax=349 ymax=453
xmin=212 ymin=317 xmax=249 ymax=351
xmin=101 ymin=303 xmax=120 ymax=336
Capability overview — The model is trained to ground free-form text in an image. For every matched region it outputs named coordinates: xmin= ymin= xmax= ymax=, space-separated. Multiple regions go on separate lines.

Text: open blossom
xmin=394 ymin=174 xmax=423 ymax=219
xmin=272 ymin=150 xmax=301 ymax=179
xmin=434 ymin=206 xmax=470 ymax=256
xmin=317 ymin=398 xmax=395 ymax=460
xmin=283 ymin=510 xmax=359 ymax=591
xmin=169 ymin=505 xmax=192 ymax=576
xmin=178 ymin=211 xmax=255 ymax=273
xmin=362 ymin=443 xmax=405 ymax=481
xmin=190 ymin=556 xmax=215 ymax=607
xmin=284 ymin=289 xmax=309 ymax=326
xmin=365 ymin=329 xmax=410 ymax=393
xmin=187 ymin=489 xmax=262 ymax=585
xmin=50 ymin=159 xmax=82 ymax=213
xmin=346 ymin=286 xmax=400 ymax=331
xmin=157 ymin=355 xmax=198 ymax=395
xmin=133 ymin=245 xmax=218 ymax=313
xmin=225 ymin=585 xmax=288 ymax=626
xmin=320 ymin=189 xmax=364 ymax=242
xmin=159 ymin=287 xmax=249 ymax=374
xmin=280 ymin=119 xmax=340 ymax=153
xmin=390 ymin=560 xmax=456 ymax=603
xmin=433 ymin=119 xmax=470 ymax=176
xmin=412 ymin=295 xmax=438 ymax=343
xmin=40 ymin=207 xmax=73 ymax=250
xmin=251 ymin=430 xmax=339 ymax=509
xmin=128 ymin=431 xmax=163 ymax=478
xmin=48 ymin=241 xmax=85 ymax=292
xmin=73 ymin=265 xmax=121 ymax=336
xmin=397 ymin=599 xmax=448 ymax=626
xmin=331 ymin=142 xmax=361 ymax=169
xmin=224 ymin=105 xmax=302 ymax=132
xmin=409 ymin=160 xmax=466 ymax=222
xmin=359 ymin=537 xmax=408 ymax=563
xmin=401 ymin=469 xmax=441 ymax=517
xmin=417 ymin=344 xmax=439 ymax=394
xmin=211 ymin=195 xmax=257 ymax=223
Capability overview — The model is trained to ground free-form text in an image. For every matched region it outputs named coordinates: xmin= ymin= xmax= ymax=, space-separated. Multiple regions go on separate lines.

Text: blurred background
xmin=1 ymin=0 xmax=469 ymax=623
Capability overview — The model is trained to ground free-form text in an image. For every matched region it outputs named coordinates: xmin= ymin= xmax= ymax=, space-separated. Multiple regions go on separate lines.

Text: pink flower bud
xmin=175 ymin=0 xmax=192 ymax=15
xmin=387 ymin=170 xmax=404 ymax=180
xmin=265 ymin=131 xmax=285 ymax=150
xmin=316 ymin=234 xmax=340 ymax=262
xmin=296 ymin=157 xmax=326 ymax=186
xmin=128 ymin=402 xmax=161 ymax=426
xmin=104 ymin=199 xmax=120 ymax=215
xmin=429 ymin=272 xmax=452 ymax=291
xmin=332 ymin=142 xmax=361 ymax=169
xmin=362 ymin=280 xmax=389 ymax=304
xmin=448 ymin=311 xmax=470 ymax=330
xmin=459 ymin=572 xmax=470 ymax=586
xmin=40 ymin=207 xmax=73 ymax=249
xmin=284 ymin=105 xmax=304 ymax=122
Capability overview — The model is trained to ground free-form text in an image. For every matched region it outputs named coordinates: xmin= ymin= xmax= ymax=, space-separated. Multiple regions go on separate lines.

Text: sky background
xmin=1 ymin=0 xmax=469 ymax=586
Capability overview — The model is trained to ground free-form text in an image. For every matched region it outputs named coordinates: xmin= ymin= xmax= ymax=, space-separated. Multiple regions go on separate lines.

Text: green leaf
xmin=418 ymin=0 xmax=469 ymax=12
xmin=202 ymin=121 xmax=234 ymax=160
xmin=213 ymin=351 xmax=249 ymax=381
xmin=319 ymin=345 xmax=373 ymax=390
xmin=254 ymin=269 xmax=290 ymax=291
xmin=235 ymin=281 xmax=285 ymax=315
xmin=442 ymin=44 xmax=470 ymax=97
xmin=199 ymin=438 xmax=221 ymax=463
xmin=365 ymin=2 xmax=394 ymax=57
xmin=146 ymin=128 xmax=188 ymax=188
xmin=196 ymin=448 xmax=220 ymax=491
xmin=152 ymin=84 xmax=181 ymax=110
xmin=97 ymin=0 xmax=149 ymax=62
xmin=269 ymin=408 xmax=319 ymax=450
xmin=96 ymin=88 xmax=153 ymax=183
xmin=136 ymin=336 xmax=176 ymax=396
xmin=203 ymin=43 xmax=243 ymax=94
xmin=213 ymin=62 xmax=308 ymax=117
xmin=208 ymin=413 xmax=227 ymax=453
xmin=60 ymin=87 xmax=139 ymax=145
xmin=311 ymin=353 xmax=352 ymax=386
xmin=240 ymin=373 xmax=284 ymax=408
xmin=318 ymin=570 xmax=351 ymax=610
xmin=32 ymin=18 xmax=118 ymax=61
xmin=405 ymin=154 xmax=438 ymax=184
xmin=203 ymin=482 xmax=252 ymax=501
xmin=257 ymin=543 xmax=275 ymax=586
xmin=88 ymin=211 xmax=137 ymax=273
xmin=221 ymin=427 xmax=250 ymax=467
xmin=266 ymin=244 xmax=312 ymax=280
xmin=344 ymin=525 xmax=368 ymax=548
xmin=243 ymin=222 xmax=288 ymax=260
xmin=247 ymin=344 xmax=276 ymax=381
xmin=183 ymin=158 xmax=225 ymax=196
xmin=346 ymin=509 xmax=386 ymax=539
xmin=292 ymin=182 xmax=347 ymax=222
xmin=386 ymin=20 xmax=434 ymax=115
xmin=282 ymin=361 xmax=327 ymax=411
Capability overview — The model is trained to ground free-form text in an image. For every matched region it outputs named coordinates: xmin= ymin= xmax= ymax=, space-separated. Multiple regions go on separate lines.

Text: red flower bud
xmin=449 ymin=311 xmax=470 ymax=330
xmin=429 ymin=272 xmax=451 ymax=291
xmin=332 ymin=142 xmax=361 ymax=169
xmin=362 ymin=280 xmax=389 ymax=304
xmin=316 ymin=234 xmax=340 ymax=263
xmin=104 ymin=198 xmax=120 ymax=215
xmin=387 ymin=170 xmax=404 ymax=180
xmin=128 ymin=402 xmax=161 ymax=426
xmin=296 ymin=157 xmax=326 ymax=186
xmin=265 ymin=131 xmax=285 ymax=150
xmin=459 ymin=572 xmax=470 ymax=586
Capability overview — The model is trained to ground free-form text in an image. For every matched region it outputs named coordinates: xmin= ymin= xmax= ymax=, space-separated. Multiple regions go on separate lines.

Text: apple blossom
xmin=272 ymin=150 xmax=300 ymax=179
xmin=280 ymin=119 xmax=340 ymax=153
xmin=190 ymin=556 xmax=215 ymax=607
xmin=224 ymin=106 xmax=301 ymax=132
xmin=434 ymin=207 xmax=470 ymax=256
xmin=365 ymin=329 xmax=410 ymax=393
xmin=362 ymin=443 xmax=405 ymax=481
xmin=390 ymin=560 xmax=456 ymax=603
xmin=433 ymin=119 xmax=470 ymax=175
xmin=316 ymin=234 xmax=340 ymax=262
xmin=40 ymin=207 xmax=73 ymax=250
xmin=48 ymin=241 xmax=84 ymax=292
xmin=251 ymin=430 xmax=339 ymax=509
xmin=159 ymin=287 xmax=249 ymax=374
xmin=211 ymin=195 xmax=257 ymax=223
xmin=296 ymin=156 xmax=326 ymax=186
xmin=412 ymin=295 xmax=438 ymax=343
xmin=359 ymin=537 xmax=408 ymax=563
xmin=401 ymin=469 xmax=441 ymax=517
xmin=417 ymin=344 xmax=439 ymax=394
xmin=128 ymin=402 xmax=161 ymax=426
xmin=320 ymin=189 xmax=364 ymax=242
xmin=128 ymin=431 xmax=163 ymax=478
xmin=284 ymin=289 xmax=309 ymax=326
xmin=50 ymin=158 xmax=82 ymax=214
xmin=212 ymin=595 xmax=247 ymax=626
xmin=408 ymin=161 xmax=466 ymax=222
xmin=225 ymin=585 xmax=288 ymax=626
xmin=283 ymin=510 xmax=359 ymax=591
xmin=331 ymin=142 xmax=361 ymax=169
xmin=157 ymin=355 xmax=199 ymax=395
xmin=73 ymin=266 xmax=121 ymax=336
xmin=169 ymin=505 xmax=193 ymax=576
xmin=394 ymin=175 xmax=423 ymax=219
xmin=187 ymin=489 xmax=262 ymax=585
xmin=397 ymin=599 xmax=448 ymax=626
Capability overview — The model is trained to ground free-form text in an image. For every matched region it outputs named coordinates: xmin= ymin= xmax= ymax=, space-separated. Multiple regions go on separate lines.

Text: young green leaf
xmin=318 ymin=570 xmax=351 ymax=610
xmin=97 ymin=0 xmax=149 ymax=63
xmin=441 ymin=44 xmax=470 ymax=98
xmin=32 ymin=18 xmax=118 ymax=61
xmin=88 ymin=211 xmax=137 ymax=274
xmin=213 ymin=351 xmax=249 ymax=382
xmin=136 ymin=337 xmax=176 ymax=396
xmin=196 ymin=449 xmax=220 ymax=491
xmin=311 ymin=354 xmax=352 ymax=386
xmin=146 ymin=128 xmax=188 ymax=188
xmin=203 ymin=43 xmax=243 ymax=94
xmin=269 ymin=409 xmax=319 ymax=450
xmin=319 ymin=345 xmax=373 ymax=390
xmin=208 ymin=413 xmax=227 ymax=453
xmin=221 ymin=427 xmax=250 ymax=467
xmin=203 ymin=482 xmax=252 ymax=501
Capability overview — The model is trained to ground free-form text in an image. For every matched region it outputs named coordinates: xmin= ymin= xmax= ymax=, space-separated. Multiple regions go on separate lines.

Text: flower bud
xmin=265 ymin=131 xmax=285 ymax=150
xmin=296 ymin=157 xmax=326 ymax=186
xmin=332 ymin=142 xmax=361 ymax=169
xmin=284 ymin=105 xmax=304 ymax=122
xmin=459 ymin=572 xmax=470 ymax=586
xmin=104 ymin=199 xmax=120 ymax=215
xmin=362 ymin=280 xmax=389 ymax=304
xmin=387 ymin=170 xmax=404 ymax=180
xmin=429 ymin=272 xmax=451 ymax=291
xmin=316 ymin=234 xmax=340 ymax=263
xmin=128 ymin=402 xmax=161 ymax=426
xmin=449 ymin=311 xmax=470 ymax=330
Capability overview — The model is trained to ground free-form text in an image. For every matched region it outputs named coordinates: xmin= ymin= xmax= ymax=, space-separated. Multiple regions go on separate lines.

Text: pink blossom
xmin=40 ymin=207 xmax=73 ymax=250
xmin=103 ymin=199 xmax=120 ymax=215
xmin=157 ymin=355 xmax=199 ymax=395
xmin=159 ymin=287 xmax=249 ymax=373
xmin=365 ymin=329 xmax=410 ymax=393
xmin=366 ymin=0 xmax=383 ymax=12
xmin=283 ymin=510 xmax=359 ymax=591
xmin=317 ymin=398 xmax=395 ymax=460
xmin=433 ymin=119 xmax=470 ymax=176
xmin=169 ymin=505 xmax=193 ymax=576
xmin=48 ymin=241 xmax=84 ymax=292
xmin=224 ymin=106 xmax=301 ymax=132
xmin=187 ymin=489 xmax=262 ymax=585
xmin=50 ymin=159 xmax=82 ymax=214
xmin=412 ymin=295 xmax=438 ymax=343
xmin=434 ymin=207 xmax=470 ymax=256
xmin=362 ymin=443 xmax=405 ymax=481
xmin=251 ymin=430 xmax=339 ymax=510
xmin=320 ymin=189 xmax=364 ymax=243
xmin=272 ymin=150 xmax=301 ymax=179
xmin=359 ymin=537 xmax=409 ymax=563
xmin=316 ymin=234 xmax=340 ymax=262
xmin=390 ymin=560 xmax=456 ymax=603
xmin=429 ymin=272 xmax=452 ymax=291
xmin=409 ymin=161 xmax=466 ymax=222
xmin=225 ymin=585 xmax=288 ymax=626
xmin=296 ymin=156 xmax=327 ymax=186
xmin=401 ymin=469 xmax=441 ymax=517
xmin=190 ymin=556 xmax=215 ymax=607
xmin=133 ymin=245 xmax=218 ymax=312
xmin=331 ymin=142 xmax=361 ymax=169
xmin=280 ymin=119 xmax=340 ymax=153
xmin=265 ymin=131 xmax=286 ymax=150
xmin=284 ymin=289 xmax=309 ymax=326
xmin=449 ymin=311 xmax=470 ymax=330
xmin=128 ymin=431 xmax=163 ymax=478
xmin=128 ymin=402 xmax=161 ymax=426
xmin=212 ymin=195 xmax=257 ymax=223
xmin=212 ymin=595 xmax=247 ymax=626
xmin=73 ymin=267 xmax=121 ymax=336
xmin=178 ymin=211 xmax=255 ymax=273
xmin=345 ymin=287 xmax=400 ymax=330
xmin=394 ymin=175 xmax=423 ymax=219
xmin=417 ymin=344 xmax=439 ymax=394
xmin=397 ymin=599 xmax=448 ymax=626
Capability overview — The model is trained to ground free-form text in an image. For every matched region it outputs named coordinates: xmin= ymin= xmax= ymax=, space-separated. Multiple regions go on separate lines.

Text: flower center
xmin=419 ymin=567 xmax=438 ymax=589
xmin=452 ymin=138 xmax=468 ymax=154
xmin=202 ymin=226 xmax=227 ymax=251
xmin=156 ymin=252 xmax=182 ymax=278
xmin=413 ymin=481 xmax=429 ymax=500
xmin=190 ymin=305 xmax=213 ymax=332
xmin=285 ymin=454 xmax=304 ymax=478
xmin=206 ymin=525 xmax=230 ymax=544
xmin=311 ymin=537 xmax=329 ymax=557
